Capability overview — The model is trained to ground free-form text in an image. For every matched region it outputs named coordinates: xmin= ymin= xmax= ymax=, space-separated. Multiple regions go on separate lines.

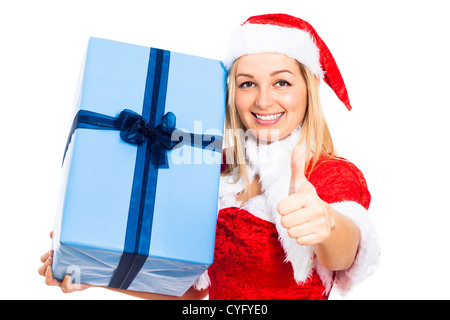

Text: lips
xmin=251 ymin=112 xmax=285 ymax=125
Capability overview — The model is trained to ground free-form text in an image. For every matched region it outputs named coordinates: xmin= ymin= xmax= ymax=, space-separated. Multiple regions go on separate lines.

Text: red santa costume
xmin=194 ymin=14 xmax=379 ymax=300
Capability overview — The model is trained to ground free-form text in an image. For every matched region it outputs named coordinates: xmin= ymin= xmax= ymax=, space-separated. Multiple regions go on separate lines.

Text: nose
xmin=255 ymin=86 xmax=273 ymax=110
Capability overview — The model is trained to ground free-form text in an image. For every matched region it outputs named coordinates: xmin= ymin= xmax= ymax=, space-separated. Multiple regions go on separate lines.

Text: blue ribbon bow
xmin=116 ymin=109 xmax=177 ymax=148
xmin=116 ymin=109 xmax=180 ymax=168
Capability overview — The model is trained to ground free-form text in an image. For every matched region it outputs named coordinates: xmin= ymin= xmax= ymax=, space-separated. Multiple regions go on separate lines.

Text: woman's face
xmin=234 ymin=53 xmax=307 ymax=142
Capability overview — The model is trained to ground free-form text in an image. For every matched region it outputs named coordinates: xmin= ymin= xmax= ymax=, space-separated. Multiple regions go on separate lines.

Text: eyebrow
xmin=236 ymin=73 xmax=254 ymax=79
xmin=270 ymin=70 xmax=294 ymax=77
xmin=236 ymin=70 xmax=294 ymax=79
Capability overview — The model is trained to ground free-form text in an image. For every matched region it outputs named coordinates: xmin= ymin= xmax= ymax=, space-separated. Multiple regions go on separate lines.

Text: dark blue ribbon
xmin=63 ymin=109 xmax=222 ymax=168
xmin=62 ymin=48 xmax=222 ymax=290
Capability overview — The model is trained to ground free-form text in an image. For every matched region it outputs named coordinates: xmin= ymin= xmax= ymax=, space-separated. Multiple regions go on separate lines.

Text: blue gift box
xmin=52 ymin=37 xmax=226 ymax=296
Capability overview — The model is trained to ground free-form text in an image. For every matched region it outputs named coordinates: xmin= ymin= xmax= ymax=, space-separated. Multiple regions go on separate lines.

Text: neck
xmin=245 ymin=125 xmax=303 ymax=174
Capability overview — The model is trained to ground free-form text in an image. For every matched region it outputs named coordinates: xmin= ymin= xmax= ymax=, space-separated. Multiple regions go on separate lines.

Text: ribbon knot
xmin=116 ymin=109 xmax=176 ymax=147
xmin=115 ymin=109 xmax=180 ymax=168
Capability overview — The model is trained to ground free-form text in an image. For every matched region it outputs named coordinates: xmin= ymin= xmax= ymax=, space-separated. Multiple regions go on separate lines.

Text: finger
xmin=277 ymin=192 xmax=308 ymax=216
xmin=289 ymin=144 xmax=307 ymax=195
xmin=38 ymin=251 xmax=53 ymax=276
xmin=40 ymin=250 xmax=51 ymax=263
xmin=286 ymin=217 xmax=325 ymax=238
xmin=295 ymin=233 xmax=322 ymax=246
xmin=280 ymin=207 xmax=312 ymax=228
xmin=289 ymin=219 xmax=332 ymax=246
xmin=44 ymin=265 xmax=61 ymax=287
xmin=38 ymin=256 xmax=52 ymax=276
xmin=61 ymin=275 xmax=75 ymax=293
xmin=50 ymin=231 xmax=53 ymax=239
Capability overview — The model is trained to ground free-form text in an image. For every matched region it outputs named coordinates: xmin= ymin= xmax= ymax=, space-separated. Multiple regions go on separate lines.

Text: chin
xmin=254 ymin=127 xmax=289 ymax=143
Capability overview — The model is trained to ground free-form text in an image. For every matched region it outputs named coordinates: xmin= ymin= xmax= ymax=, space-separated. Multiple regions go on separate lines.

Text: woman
xmin=39 ymin=13 xmax=379 ymax=299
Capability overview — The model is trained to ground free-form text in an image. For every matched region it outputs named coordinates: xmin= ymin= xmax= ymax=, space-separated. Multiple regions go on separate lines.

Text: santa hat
xmin=224 ymin=13 xmax=352 ymax=111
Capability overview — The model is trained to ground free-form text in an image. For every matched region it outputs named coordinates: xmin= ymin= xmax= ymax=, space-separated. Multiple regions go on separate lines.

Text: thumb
xmin=289 ymin=144 xmax=307 ymax=195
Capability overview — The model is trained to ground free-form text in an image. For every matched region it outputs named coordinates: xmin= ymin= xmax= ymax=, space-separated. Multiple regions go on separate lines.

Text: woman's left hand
xmin=277 ymin=145 xmax=335 ymax=246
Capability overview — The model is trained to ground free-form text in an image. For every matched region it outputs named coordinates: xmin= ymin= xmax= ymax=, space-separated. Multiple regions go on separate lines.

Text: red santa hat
xmin=224 ymin=13 xmax=352 ymax=111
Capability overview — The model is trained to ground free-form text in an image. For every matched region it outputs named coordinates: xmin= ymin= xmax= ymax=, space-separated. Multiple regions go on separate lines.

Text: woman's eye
xmin=275 ymin=80 xmax=291 ymax=87
xmin=239 ymin=81 xmax=255 ymax=88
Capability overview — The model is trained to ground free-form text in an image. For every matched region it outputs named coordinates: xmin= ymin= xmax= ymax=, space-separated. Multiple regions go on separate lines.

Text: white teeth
xmin=254 ymin=112 xmax=283 ymax=121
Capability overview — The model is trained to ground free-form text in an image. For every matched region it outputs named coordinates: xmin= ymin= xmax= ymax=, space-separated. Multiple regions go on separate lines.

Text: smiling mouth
xmin=251 ymin=112 xmax=285 ymax=121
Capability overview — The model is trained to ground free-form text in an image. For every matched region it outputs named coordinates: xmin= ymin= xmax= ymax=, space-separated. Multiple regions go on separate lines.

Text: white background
xmin=1 ymin=0 xmax=449 ymax=300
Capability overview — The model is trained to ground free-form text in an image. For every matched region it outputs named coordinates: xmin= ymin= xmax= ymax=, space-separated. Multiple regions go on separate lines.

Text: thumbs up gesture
xmin=277 ymin=145 xmax=335 ymax=246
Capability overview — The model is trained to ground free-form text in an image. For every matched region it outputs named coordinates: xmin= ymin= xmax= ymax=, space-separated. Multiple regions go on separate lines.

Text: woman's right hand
xmin=37 ymin=232 xmax=91 ymax=293
xmin=38 ymin=232 xmax=208 ymax=299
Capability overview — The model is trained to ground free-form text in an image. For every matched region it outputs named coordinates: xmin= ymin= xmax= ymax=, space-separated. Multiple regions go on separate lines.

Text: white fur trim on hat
xmin=223 ymin=23 xmax=324 ymax=77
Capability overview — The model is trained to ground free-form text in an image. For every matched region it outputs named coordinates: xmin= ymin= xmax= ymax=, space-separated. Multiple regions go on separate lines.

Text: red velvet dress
xmin=206 ymin=157 xmax=371 ymax=300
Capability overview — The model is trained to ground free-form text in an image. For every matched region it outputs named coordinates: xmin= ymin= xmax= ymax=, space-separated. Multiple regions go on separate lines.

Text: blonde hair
xmin=223 ymin=58 xmax=337 ymax=188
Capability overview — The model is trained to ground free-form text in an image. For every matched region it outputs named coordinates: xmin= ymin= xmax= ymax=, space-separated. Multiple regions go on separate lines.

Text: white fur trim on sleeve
xmin=192 ymin=270 xmax=211 ymax=291
xmin=315 ymin=201 xmax=380 ymax=294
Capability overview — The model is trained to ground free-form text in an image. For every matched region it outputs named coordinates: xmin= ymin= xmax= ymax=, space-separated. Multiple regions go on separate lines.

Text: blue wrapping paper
xmin=52 ymin=37 xmax=226 ymax=296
